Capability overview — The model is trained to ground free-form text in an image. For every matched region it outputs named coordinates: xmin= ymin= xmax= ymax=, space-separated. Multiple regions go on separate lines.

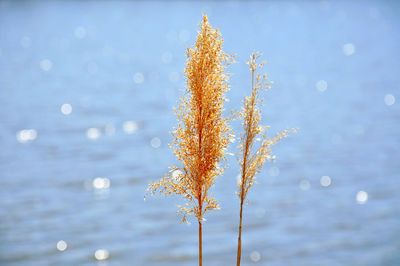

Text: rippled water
xmin=1 ymin=1 xmax=400 ymax=265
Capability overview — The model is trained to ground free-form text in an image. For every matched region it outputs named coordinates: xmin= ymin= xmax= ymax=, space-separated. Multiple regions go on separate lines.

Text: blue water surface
xmin=0 ymin=1 xmax=399 ymax=265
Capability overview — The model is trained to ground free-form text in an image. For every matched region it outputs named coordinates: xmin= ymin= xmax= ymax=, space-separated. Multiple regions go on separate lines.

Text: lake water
xmin=0 ymin=1 xmax=399 ymax=265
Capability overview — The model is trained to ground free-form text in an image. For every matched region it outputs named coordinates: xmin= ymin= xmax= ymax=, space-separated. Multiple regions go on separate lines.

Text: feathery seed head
xmin=148 ymin=14 xmax=232 ymax=223
xmin=238 ymin=52 xmax=296 ymax=200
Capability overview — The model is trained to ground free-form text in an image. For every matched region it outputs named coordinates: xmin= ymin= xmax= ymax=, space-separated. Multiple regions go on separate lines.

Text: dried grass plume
xmin=236 ymin=52 xmax=297 ymax=266
xmin=148 ymin=15 xmax=233 ymax=266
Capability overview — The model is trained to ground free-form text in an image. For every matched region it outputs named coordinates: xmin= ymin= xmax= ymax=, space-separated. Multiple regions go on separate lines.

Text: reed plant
xmin=148 ymin=14 xmax=295 ymax=266
xmin=235 ymin=52 xmax=296 ymax=266
xmin=147 ymin=15 xmax=233 ymax=266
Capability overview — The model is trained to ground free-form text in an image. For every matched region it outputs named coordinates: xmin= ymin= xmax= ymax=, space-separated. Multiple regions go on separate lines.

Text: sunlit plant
xmin=147 ymin=15 xmax=233 ymax=266
xmin=235 ymin=52 xmax=296 ymax=266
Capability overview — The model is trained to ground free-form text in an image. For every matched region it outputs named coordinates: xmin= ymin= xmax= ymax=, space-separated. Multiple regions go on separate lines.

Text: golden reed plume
xmin=148 ymin=14 xmax=233 ymax=266
xmin=236 ymin=52 xmax=296 ymax=266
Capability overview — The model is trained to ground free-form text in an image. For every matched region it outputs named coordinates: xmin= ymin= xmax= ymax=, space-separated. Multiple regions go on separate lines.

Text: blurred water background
xmin=1 ymin=1 xmax=400 ymax=265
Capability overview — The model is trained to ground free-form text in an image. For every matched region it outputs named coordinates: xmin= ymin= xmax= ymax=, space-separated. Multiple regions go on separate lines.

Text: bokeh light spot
xmin=123 ymin=121 xmax=138 ymax=134
xmin=172 ymin=169 xmax=183 ymax=180
xmin=87 ymin=128 xmax=100 ymax=140
xmin=299 ymin=179 xmax=310 ymax=190
xmin=237 ymin=174 xmax=242 ymax=186
xmin=343 ymin=43 xmax=355 ymax=56
xmin=56 ymin=240 xmax=67 ymax=251
xmin=384 ymin=94 xmax=395 ymax=106
xmin=16 ymin=129 xmax=37 ymax=143
xmin=40 ymin=59 xmax=52 ymax=71
xmin=151 ymin=137 xmax=161 ymax=148
xmin=250 ymin=251 xmax=261 ymax=262
xmin=320 ymin=176 xmax=331 ymax=187
xmin=92 ymin=177 xmax=110 ymax=190
xmin=133 ymin=72 xmax=144 ymax=84
xmin=94 ymin=249 xmax=109 ymax=261
xmin=356 ymin=190 xmax=368 ymax=204
xmin=61 ymin=103 xmax=72 ymax=115
xmin=316 ymin=80 xmax=327 ymax=92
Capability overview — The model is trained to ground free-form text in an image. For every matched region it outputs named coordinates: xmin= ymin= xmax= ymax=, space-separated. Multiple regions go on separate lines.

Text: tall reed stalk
xmin=148 ymin=15 xmax=232 ymax=266
xmin=236 ymin=52 xmax=295 ymax=266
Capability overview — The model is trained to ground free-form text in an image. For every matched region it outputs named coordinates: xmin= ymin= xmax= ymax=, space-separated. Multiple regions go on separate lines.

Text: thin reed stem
xmin=198 ymin=192 xmax=203 ymax=266
xmin=237 ymin=66 xmax=255 ymax=266
xmin=236 ymin=198 xmax=244 ymax=266
xmin=199 ymin=221 xmax=203 ymax=266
